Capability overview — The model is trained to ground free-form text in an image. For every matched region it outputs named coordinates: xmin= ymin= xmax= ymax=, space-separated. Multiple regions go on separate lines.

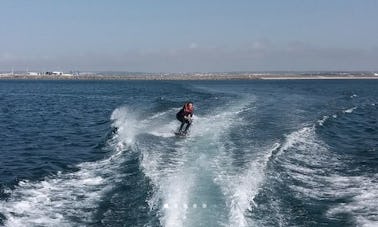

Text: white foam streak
xmin=140 ymin=141 xmax=191 ymax=227
xmin=111 ymin=106 xmax=139 ymax=145
xmin=225 ymin=143 xmax=279 ymax=227
xmin=326 ymin=174 xmax=378 ymax=227
xmin=161 ymin=174 xmax=194 ymax=227
xmin=0 ymin=106 xmax=141 ymax=226
xmin=276 ymin=126 xmax=315 ymax=156
xmin=0 ymin=160 xmax=116 ymax=226
xmin=343 ymin=107 xmax=357 ymax=113
xmin=318 ymin=115 xmax=329 ymax=126
xmin=276 ymin=125 xmax=378 ymax=226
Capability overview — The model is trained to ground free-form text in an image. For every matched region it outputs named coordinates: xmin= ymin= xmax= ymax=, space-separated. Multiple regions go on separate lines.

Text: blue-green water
xmin=0 ymin=80 xmax=377 ymax=226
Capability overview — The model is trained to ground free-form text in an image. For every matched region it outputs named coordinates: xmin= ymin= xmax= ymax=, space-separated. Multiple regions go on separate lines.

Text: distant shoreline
xmin=1 ymin=73 xmax=378 ymax=81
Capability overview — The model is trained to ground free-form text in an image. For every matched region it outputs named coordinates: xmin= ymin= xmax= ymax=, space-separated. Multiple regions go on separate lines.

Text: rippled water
xmin=0 ymin=79 xmax=377 ymax=226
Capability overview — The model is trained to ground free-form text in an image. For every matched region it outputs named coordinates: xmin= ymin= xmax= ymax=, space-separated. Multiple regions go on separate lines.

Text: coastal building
xmin=45 ymin=71 xmax=70 ymax=76
xmin=53 ymin=71 xmax=63 ymax=75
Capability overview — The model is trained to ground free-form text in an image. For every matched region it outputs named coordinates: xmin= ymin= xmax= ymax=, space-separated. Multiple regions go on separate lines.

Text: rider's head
xmin=186 ymin=101 xmax=193 ymax=110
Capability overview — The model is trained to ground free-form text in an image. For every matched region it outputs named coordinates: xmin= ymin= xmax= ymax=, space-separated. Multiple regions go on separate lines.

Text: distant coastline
xmin=1 ymin=72 xmax=378 ymax=80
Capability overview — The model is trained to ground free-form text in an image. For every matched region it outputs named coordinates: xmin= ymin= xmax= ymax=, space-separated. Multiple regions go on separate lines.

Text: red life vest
xmin=177 ymin=103 xmax=193 ymax=118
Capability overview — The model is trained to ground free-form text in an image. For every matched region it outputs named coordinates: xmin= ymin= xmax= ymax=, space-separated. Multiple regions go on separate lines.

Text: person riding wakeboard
xmin=176 ymin=102 xmax=194 ymax=135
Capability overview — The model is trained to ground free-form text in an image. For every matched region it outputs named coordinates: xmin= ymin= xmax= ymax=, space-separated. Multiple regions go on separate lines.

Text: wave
xmin=0 ymin=106 xmax=157 ymax=226
xmin=0 ymin=139 xmax=126 ymax=226
xmin=316 ymin=103 xmax=365 ymax=128
xmin=272 ymin=118 xmax=378 ymax=226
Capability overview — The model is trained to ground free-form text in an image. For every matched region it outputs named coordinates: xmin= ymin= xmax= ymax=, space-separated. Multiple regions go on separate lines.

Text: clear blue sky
xmin=1 ymin=0 xmax=377 ymax=72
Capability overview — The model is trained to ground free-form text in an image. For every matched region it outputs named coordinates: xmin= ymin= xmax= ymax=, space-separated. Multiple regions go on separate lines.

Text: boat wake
xmin=2 ymin=96 xmax=376 ymax=227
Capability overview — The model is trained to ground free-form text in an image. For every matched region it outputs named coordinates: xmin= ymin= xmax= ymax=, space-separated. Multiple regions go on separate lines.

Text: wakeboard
xmin=174 ymin=132 xmax=187 ymax=137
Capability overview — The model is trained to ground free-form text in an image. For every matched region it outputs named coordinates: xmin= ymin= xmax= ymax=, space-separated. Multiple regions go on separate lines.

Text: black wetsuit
xmin=176 ymin=105 xmax=193 ymax=133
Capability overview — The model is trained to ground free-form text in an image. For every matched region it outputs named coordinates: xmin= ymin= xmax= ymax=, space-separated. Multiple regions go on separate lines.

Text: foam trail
xmin=275 ymin=123 xmax=378 ymax=226
xmin=161 ymin=171 xmax=194 ymax=227
xmin=0 ymin=151 xmax=122 ymax=226
xmin=194 ymin=97 xmax=280 ymax=226
xmin=139 ymin=98 xmax=255 ymax=227
xmin=326 ymin=174 xmax=378 ymax=227
xmin=0 ymin=106 xmax=140 ymax=227
xmin=140 ymin=141 xmax=192 ymax=227
xmin=274 ymin=126 xmax=317 ymax=157
xmin=218 ymin=143 xmax=280 ymax=227
xmin=111 ymin=105 xmax=203 ymax=226
xmin=111 ymin=106 xmax=194 ymax=226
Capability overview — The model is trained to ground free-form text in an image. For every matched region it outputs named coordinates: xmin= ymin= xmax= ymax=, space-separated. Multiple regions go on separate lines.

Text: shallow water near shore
xmin=0 ymin=79 xmax=377 ymax=226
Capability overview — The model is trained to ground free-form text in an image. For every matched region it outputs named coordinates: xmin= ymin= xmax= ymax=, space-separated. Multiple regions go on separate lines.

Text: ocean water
xmin=0 ymin=79 xmax=377 ymax=227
